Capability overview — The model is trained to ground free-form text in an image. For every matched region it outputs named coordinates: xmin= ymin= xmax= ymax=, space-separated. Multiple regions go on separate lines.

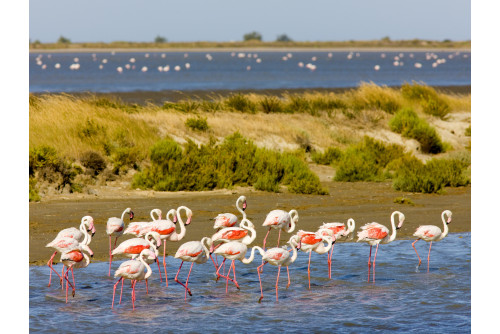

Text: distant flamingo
xmin=46 ymin=236 xmax=94 ymax=288
xmin=46 ymin=216 xmax=95 ymax=286
xmin=262 ymin=209 xmax=299 ymax=249
xmin=124 ymin=209 xmax=162 ymax=237
xmin=296 ymin=230 xmax=334 ymax=289
xmin=174 ymin=237 xmax=213 ymax=299
xmin=60 ymin=247 xmax=92 ymax=303
xmin=106 ymin=207 xmax=134 ymax=276
xmin=357 ymin=211 xmax=405 ymax=282
xmin=213 ymin=241 xmax=259 ymax=293
xmin=112 ymin=249 xmax=156 ymax=310
xmin=213 ymin=195 xmax=247 ymax=230
xmin=412 ymin=210 xmax=452 ymax=271
xmin=255 ymin=235 xmax=301 ymax=302
xmin=317 ymin=218 xmax=355 ymax=278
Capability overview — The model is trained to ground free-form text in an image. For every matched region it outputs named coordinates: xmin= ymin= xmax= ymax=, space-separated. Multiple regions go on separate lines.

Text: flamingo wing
xmin=214 ymin=213 xmax=238 ymax=228
xmin=414 ymin=225 xmax=442 ymax=240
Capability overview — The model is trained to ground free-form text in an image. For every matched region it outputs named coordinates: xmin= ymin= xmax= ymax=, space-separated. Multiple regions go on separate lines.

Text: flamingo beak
xmin=173 ymin=216 xmax=178 ymax=224
xmin=242 ymin=201 xmax=247 ymax=211
xmin=130 ymin=211 xmax=135 ymax=220
xmin=186 ymin=217 xmax=192 ymax=225
xmin=447 ymin=217 xmax=452 ymax=224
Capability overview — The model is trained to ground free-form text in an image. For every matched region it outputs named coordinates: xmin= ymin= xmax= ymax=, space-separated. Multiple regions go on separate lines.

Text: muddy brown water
xmin=29 ymin=182 xmax=470 ymax=265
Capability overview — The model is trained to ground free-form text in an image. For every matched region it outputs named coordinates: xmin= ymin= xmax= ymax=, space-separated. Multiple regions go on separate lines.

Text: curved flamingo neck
xmin=314 ymin=236 xmax=333 ymax=254
xmin=80 ymin=221 xmax=91 ymax=245
xmin=241 ymin=219 xmax=257 ymax=244
xmin=169 ymin=207 xmax=190 ymax=241
xmin=242 ymin=246 xmax=257 ymax=264
xmin=120 ymin=208 xmax=130 ymax=221
xmin=151 ymin=209 xmax=162 ymax=221
xmin=347 ymin=218 xmax=355 ymax=233
xmin=438 ymin=211 xmax=450 ymax=241
xmin=140 ymin=252 xmax=153 ymax=280
xmin=201 ymin=237 xmax=212 ymax=257
xmin=289 ymin=236 xmax=300 ymax=262
xmin=236 ymin=196 xmax=247 ymax=220
xmin=287 ymin=209 xmax=299 ymax=233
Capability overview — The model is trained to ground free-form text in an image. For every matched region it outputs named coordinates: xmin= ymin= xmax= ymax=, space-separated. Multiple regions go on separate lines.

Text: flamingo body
xmin=213 ymin=195 xmax=247 ymax=229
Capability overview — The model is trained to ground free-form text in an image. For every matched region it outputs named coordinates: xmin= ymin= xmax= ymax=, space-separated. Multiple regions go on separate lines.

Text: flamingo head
xmin=242 ymin=200 xmax=247 ymax=211
xmin=396 ymin=212 xmax=405 ymax=229
xmin=83 ymin=216 xmax=96 ymax=236
xmin=173 ymin=214 xmax=178 ymax=224
xmin=129 ymin=211 xmax=135 ymax=221
xmin=444 ymin=210 xmax=452 ymax=224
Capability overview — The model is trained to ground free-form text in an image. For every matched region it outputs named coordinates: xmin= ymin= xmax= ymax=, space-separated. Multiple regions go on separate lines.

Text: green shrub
xmin=311 ymin=147 xmax=342 ymax=165
xmin=80 ymin=150 xmax=107 ymax=176
xmin=254 ymin=173 xmax=281 ymax=192
xmin=391 ymin=155 xmax=470 ymax=193
xmin=185 ymin=116 xmax=209 ymax=131
xmin=259 ymin=96 xmax=284 ymax=113
xmin=421 ymin=97 xmax=450 ymax=118
xmin=225 ymin=94 xmax=257 ymax=113
xmin=29 ymin=177 xmax=41 ymax=202
xmin=465 ymin=125 xmax=471 ymax=137
xmin=401 ymin=82 xmax=450 ymax=119
xmin=284 ymin=95 xmax=311 ymax=113
xmin=200 ymin=100 xmax=223 ymax=112
xmin=175 ymin=100 xmax=200 ymax=113
xmin=389 ymin=108 xmax=445 ymax=154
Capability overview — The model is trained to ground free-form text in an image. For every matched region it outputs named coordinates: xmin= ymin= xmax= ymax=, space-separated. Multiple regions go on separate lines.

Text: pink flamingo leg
xmin=111 ymin=277 xmax=123 ymax=309
xmin=63 ymin=266 xmax=75 ymax=303
xmin=367 ymin=245 xmax=372 ymax=282
xmin=286 ymin=266 xmax=291 ymax=288
xmin=277 ymin=229 xmax=282 ymax=247
xmin=307 ymin=250 xmax=313 ymax=289
xmin=232 ymin=260 xmax=239 ymax=289
xmin=184 ymin=262 xmax=194 ymax=300
xmin=225 ymin=261 xmax=231 ymax=293
xmin=372 ymin=244 xmax=380 ymax=282
xmin=131 ymin=280 xmax=136 ymax=310
xmin=412 ymin=239 xmax=422 ymax=268
xmin=156 ymin=259 xmax=163 ymax=283
xmin=262 ymin=228 xmax=271 ymax=250
xmin=216 ymin=258 xmax=226 ymax=281
xmin=427 ymin=241 xmax=433 ymax=272
xmin=145 ymin=279 xmax=149 ymax=295
xmin=47 ymin=251 xmax=61 ymax=287
xmin=61 ymin=266 xmax=65 ymax=289
xmin=163 ymin=240 xmax=168 ymax=287
xmin=275 ymin=265 xmax=281 ymax=302
xmin=328 ymin=243 xmax=335 ymax=279
xmin=119 ymin=278 xmax=124 ymax=304
xmin=174 ymin=261 xmax=192 ymax=297
xmin=257 ymin=262 xmax=266 ymax=302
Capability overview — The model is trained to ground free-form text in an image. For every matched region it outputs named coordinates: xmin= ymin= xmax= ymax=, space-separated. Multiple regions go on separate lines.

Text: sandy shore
xmin=30 ymin=181 xmax=470 ymax=266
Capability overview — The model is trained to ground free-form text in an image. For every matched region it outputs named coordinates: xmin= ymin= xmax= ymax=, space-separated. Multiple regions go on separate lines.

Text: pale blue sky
xmin=29 ymin=0 xmax=471 ymax=43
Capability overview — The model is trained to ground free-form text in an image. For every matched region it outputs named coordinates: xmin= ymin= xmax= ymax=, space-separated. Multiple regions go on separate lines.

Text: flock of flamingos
xmin=45 ymin=195 xmax=453 ymax=309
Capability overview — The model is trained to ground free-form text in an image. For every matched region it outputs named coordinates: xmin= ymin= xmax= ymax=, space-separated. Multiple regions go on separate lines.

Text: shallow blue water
xmin=29 ymin=233 xmax=470 ymax=333
xmin=29 ymin=51 xmax=471 ymax=93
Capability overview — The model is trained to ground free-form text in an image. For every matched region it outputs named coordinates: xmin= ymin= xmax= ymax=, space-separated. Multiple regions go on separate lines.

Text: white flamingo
xmin=262 ymin=209 xmax=299 ymax=249
xmin=124 ymin=209 xmax=162 ymax=237
xmin=412 ymin=210 xmax=452 ymax=271
xmin=357 ymin=211 xmax=405 ymax=282
xmin=174 ymin=237 xmax=213 ymax=299
xmin=296 ymin=230 xmax=334 ymax=289
xmin=213 ymin=195 xmax=247 ymax=230
xmin=317 ymin=218 xmax=355 ymax=278
xmin=106 ymin=207 xmax=134 ymax=276
xmin=59 ymin=246 xmax=93 ymax=303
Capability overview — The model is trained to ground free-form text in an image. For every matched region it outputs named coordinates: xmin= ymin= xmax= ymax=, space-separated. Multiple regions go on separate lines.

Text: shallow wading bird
xmin=412 ymin=210 xmax=452 ymax=272
xmin=174 ymin=237 xmax=213 ymax=300
xmin=317 ymin=218 xmax=356 ymax=278
xmin=357 ymin=211 xmax=405 ymax=282
xmin=213 ymin=195 xmax=247 ymax=230
xmin=112 ymin=249 xmax=157 ymax=310
xmin=60 ymin=246 xmax=93 ymax=303
xmin=106 ymin=207 xmax=134 ymax=276
xmin=124 ymin=209 xmax=162 ymax=237
xmin=255 ymin=235 xmax=301 ymax=302
xmin=46 ymin=216 xmax=95 ymax=287
xmin=213 ymin=241 xmax=260 ymax=293
xmin=262 ymin=209 xmax=299 ymax=249
xmin=296 ymin=230 xmax=334 ymax=289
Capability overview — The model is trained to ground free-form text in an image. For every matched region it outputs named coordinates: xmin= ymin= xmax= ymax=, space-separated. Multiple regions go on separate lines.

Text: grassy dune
xmin=29 ymin=83 xmax=471 ymax=200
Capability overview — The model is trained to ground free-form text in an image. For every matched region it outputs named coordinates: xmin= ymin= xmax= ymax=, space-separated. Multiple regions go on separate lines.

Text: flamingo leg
xmin=163 ymin=240 xmax=168 ymax=287
xmin=145 ymin=279 xmax=149 ymax=295
xmin=275 ymin=266 xmax=281 ymax=302
xmin=372 ymin=244 xmax=380 ymax=283
xmin=367 ymin=245 xmax=372 ymax=282
xmin=277 ymin=229 xmax=282 ymax=247
xmin=174 ymin=261 xmax=192 ymax=297
xmin=262 ymin=228 xmax=271 ymax=250
xmin=412 ymin=239 xmax=422 ymax=268
xmin=427 ymin=241 xmax=433 ymax=272
xmin=71 ymin=268 xmax=76 ymax=290
xmin=216 ymin=258 xmax=226 ymax=281
xmin=61 ymin=266 xmax=65 ymax=289
xmin=131 ymin=280 xmax=136 ymax=310
xmin=328 ymin=243 xmax=335 ymax=279
xmin=232 ymin=260 xmax=239 ymax=290
xmin=307 ymin=250 xmax=312 ymax=289
xmin=63 ymin=266 xmax=75 ymax=303
xmin=184 ymin=262 xmax=194 ymax=300
xmin=286 ymin=266 xmax=291 ymax=289
xmin=156 ymin=258 xmax=163 ymax=283
xmin=47 ymin=251 xmax=60 ymax=287
xmin=119 ymin=278 xmax=124 ymax=304
xmin=112 ymin=277 xmax=123 ymax=309
xmin=257 ymin=262 xmax=266 ymax=302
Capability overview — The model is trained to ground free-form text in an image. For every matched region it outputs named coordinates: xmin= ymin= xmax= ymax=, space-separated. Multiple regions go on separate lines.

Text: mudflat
xmin=29 ymin=181 xmax=470 ymax=265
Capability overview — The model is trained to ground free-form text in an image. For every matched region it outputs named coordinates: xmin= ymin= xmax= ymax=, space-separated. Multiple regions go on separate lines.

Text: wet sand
xmin=29 ymin=181 xmax=471 ymax=266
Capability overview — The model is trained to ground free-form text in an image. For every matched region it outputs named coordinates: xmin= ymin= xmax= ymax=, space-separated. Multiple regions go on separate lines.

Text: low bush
xmin=311 ymin=147 xmax=343 ymax=165
xmin=29 ymin=178 xmax=41 ymax=202
xmin=80 ymin=150 xmax=106 ymax=176
xmin=185 ymin=116 xmax=209 ymax=131
xmin=225 ymin=94 xmax=257 ymax=113
xmin=465 ymin=125 xmax=471 ymax=137
xmin=389 ymin=108 xmax=445 ymax=154
xmin=401 ymin=82 xmax=450 ymax=119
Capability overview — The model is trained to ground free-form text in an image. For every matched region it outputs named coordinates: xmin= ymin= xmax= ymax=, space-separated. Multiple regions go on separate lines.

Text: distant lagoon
xmin=30 ymin=50 xmax=471 ymax=93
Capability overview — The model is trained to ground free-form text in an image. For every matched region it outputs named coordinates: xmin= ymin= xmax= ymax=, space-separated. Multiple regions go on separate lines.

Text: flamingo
xmin=255 ymin=235 xmax=301 ymax=302
xmin=46 ymin=236 xmax=94 ymax=288
xmin=174 ymin=237 xmax=213 ymax=299
xmin=112 ymin=248 xmax=156 ymax=310
xmin=106 ymin=207 xmax=134 ymax=276
xmin=412 ymin=210 xmax=452 ymax=271
xmin=124 ymin=209 xmax=162 ymax=237
xmin=262 ymin=209 xmax=299 ymax=249
xmin=213 ymin=241 xmax=259 ymax=293
xmin=59 ymin=247 xmax=92 ymax=303
xmin=213 ymin=195 xmax=247 ymax=230
xmin=357 ymin=211 xmax=406 ymax=282
xmin=296 ymin=230 xmax=334 ymax=289
xmin=46 ymin=216 xmax=95 ymax=286
xmin=317 ymin=218 xmax=355 ymax=278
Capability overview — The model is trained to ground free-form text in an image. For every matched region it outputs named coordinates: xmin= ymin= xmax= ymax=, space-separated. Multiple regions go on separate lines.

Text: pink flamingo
xmin=123 ymin=209 xmax=162 ymax=237
xmin=46 ymin=216 xmax=95 ymax=286
xmin=255 ymin=235 xmax=301 ymax=302
xmin=412 ymin=210 xmax=452 ymax=271
xmin=262 ymin=209 xmax=299 ymax=249
xmin=112 ymin=248 xmax=156 ymax=310
xmin=317 ymin=218 xmax=355 ymax=278
xmin=296 ymin=230 xmax=334 ymax=289
xmin=106 ymin=207 xmax=134 ymax=276
xmin=46 ymin=236 xmax=94 ymax=288
xmin=213 ymin=241 xmax=259 ymax=293
xmin=213 ymin=195 xmax=247 ymax=230
xmin=174 ymin=237 xmax=213 ymax=299
xmin=357 ymin=211 xmax=406 ymax=282
xmin=59 ymin=247 xmax=92 ymax=303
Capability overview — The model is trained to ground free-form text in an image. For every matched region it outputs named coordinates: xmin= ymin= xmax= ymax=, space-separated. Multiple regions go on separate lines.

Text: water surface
xmin=30 ymin=233 xmax=470 ymax=333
